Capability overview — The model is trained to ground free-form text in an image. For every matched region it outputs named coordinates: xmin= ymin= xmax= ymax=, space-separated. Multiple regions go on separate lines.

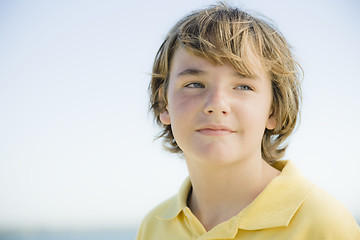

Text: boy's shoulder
xmin=136 ymin=177 xmax=191 ymax=240
xmin=136 ymin=194 xmax=178 ymax=240
xmin=241 ymin=160 xmax=360 ymax=238
xmin=274 ymin=161 xmax=360 ymax=238
xmin=294 ymin=185 xmax=360 ymax=238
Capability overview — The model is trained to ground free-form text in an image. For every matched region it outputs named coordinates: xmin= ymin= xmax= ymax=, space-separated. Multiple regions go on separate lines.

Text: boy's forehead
xmin=171 ymin=48 xmax=211 ymax=70
xmin=170 ymin=46 xmax=268 ymax=79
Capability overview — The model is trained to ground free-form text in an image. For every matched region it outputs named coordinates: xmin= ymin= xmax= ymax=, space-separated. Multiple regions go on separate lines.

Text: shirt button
xmin=184 ymin=208 xmax=191 ymax=218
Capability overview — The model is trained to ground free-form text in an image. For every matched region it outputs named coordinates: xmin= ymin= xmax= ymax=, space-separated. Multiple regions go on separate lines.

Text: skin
xmin=160 ymin=47 xmax=280 ymax=231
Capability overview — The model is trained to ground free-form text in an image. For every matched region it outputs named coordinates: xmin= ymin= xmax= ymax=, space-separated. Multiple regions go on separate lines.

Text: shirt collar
xmin=157 ymin=160 xmax=315 ymax=230
xmin=157 ymin=176 xmax=191 ymax=220
xmin=236 ymin=160 xmax=314 ymax=230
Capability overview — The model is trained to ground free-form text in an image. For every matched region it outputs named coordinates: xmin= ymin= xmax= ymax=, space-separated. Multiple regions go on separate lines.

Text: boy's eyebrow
xmin=233 ymin=71 xmax=253 ymax=79
xmin=176 ymin=68 xmax=205 ymax=77
xmin=176 ymin=68 xmax=256 ymax=80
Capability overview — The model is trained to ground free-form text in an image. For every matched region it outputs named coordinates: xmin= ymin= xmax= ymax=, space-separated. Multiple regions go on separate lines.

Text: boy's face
xmin=160 ymin=47 xmax=276 ymax=165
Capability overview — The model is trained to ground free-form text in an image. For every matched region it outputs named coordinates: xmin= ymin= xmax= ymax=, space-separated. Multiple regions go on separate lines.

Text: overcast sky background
xmin=0 ymin=0 xmax=359 ymax=231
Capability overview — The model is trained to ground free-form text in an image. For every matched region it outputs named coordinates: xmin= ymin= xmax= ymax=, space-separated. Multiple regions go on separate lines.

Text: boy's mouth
xmin=196 ymin=124 xmax=235 ymax=136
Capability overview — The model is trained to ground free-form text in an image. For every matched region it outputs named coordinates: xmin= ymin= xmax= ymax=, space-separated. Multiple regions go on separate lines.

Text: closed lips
xmin=196 ymin=125 xmax=235 ymax=135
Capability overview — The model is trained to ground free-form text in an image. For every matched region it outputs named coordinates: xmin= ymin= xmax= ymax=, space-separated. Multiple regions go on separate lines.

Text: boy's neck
xmin=185 ymin=156 xmax=280 ymax=232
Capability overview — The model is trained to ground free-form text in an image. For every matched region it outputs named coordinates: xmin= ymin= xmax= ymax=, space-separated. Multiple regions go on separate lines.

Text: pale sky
xmin=0 ymin=0 xmax=359 ymax=231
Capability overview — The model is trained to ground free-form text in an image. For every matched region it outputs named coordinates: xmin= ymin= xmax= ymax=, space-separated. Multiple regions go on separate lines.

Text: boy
xmin=137 ymin=3 xmax=360 ymax=239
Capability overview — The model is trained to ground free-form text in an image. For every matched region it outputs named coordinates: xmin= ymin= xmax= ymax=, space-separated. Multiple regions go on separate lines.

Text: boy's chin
xmin=184 ymin=147 xmax=249 ymax=166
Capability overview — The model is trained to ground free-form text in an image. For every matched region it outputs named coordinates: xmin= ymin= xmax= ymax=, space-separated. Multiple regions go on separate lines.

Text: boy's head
xmin=149 ymin=3 xmax=302 ymax=164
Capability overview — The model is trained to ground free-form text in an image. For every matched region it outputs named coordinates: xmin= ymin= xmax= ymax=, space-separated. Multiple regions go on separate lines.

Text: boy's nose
xmin=203 ymin=88 xmax=230 ymax=116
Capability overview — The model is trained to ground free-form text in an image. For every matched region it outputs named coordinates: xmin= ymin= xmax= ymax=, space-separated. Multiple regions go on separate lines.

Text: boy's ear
xmin=158 ymin=86 xmax=171 ymax=125
xmin=266 ymin=109 xmax=277 ymax=130
xmin=159 ymin=110 xmax=171 ymax=125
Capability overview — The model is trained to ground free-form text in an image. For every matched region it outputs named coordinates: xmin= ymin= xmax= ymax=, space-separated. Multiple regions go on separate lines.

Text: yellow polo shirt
xmin=136 ymin=161 xmax=360 ymax=239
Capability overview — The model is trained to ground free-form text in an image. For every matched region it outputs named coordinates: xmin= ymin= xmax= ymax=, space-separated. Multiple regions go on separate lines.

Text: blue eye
xmin=185 ymin=82 xmax=205 ymax=88
xmin=235 ymin=85 xmax=252 ymax=91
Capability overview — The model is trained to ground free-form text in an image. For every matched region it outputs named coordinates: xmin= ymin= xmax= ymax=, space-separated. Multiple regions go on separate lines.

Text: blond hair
xmin=149 ymin=3 xmax=302 ymax=163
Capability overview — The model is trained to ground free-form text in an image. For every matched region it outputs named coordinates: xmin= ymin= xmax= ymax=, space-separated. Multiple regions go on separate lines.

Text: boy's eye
xmin=235 ymin=85 xmax=252 ymax=91
xmin=185 ymin=82 xmax=205 ymax=88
